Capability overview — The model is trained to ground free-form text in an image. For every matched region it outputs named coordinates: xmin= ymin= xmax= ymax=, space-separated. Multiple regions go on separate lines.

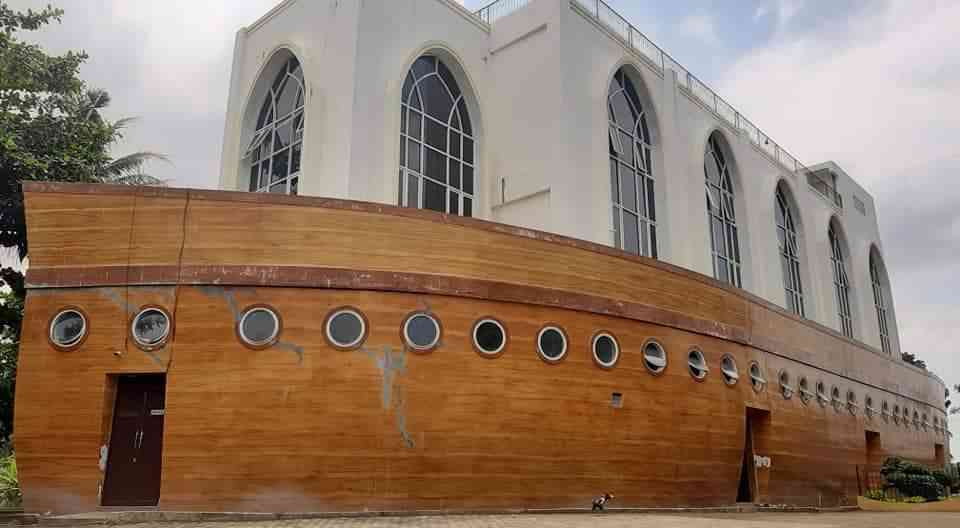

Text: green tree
xmin=953 ymin=384 xmax=959 ymax=416
xmin=0 ymin=269 xmax=23 ymax=448
xmin=901 ymin=352 xmax=926 ymax=370
xmin=0 ymin=2 xmax=166 ymax=445
xmin=0 ymin=2 xmax=166 ymax=259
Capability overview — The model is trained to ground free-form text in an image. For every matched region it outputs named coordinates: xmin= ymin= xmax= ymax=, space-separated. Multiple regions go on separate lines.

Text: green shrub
xmin=889 ymin=474 xmax=941 ymax=501
xmin=881 ymin=457 xmax=943 ymax=501
xmin=932 ymin=470 xmax=950 ymax=489
xmin=0 ymin=454 xmax=21 ymax=508
xmin=904 ymin=496 xmax=927 ymax=503
xmin=942 ymin=464 xmax=960 ymax=494
xmin=865 ymin=489 xmax=886 ymax=501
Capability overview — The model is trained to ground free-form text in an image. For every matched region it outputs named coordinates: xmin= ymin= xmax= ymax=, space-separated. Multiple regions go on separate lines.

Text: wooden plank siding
xmin=14 ymin=182 xmax=949 ymax=513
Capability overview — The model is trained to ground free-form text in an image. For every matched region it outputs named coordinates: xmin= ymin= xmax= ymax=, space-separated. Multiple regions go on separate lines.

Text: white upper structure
xmin=219 ymin=0 xmax=902 ymax=358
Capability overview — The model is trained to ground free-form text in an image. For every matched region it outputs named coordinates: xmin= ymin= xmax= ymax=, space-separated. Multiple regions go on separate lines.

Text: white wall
xmin=219 ymin=0 xmax=901 ymax=359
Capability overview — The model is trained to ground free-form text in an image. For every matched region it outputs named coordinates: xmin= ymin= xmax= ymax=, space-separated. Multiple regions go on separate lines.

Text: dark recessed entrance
xmin=738 ymin=407 xmax=771 ymax=504
xmin=865 ymin=431 xmax=882 ymax=466
xmin=101 ymin=374 xmax=166 ymax=507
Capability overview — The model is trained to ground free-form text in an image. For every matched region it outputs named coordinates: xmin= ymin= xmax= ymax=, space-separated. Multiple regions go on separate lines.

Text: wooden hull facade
xmin=16 ymin=183 xmax=949 ymax=513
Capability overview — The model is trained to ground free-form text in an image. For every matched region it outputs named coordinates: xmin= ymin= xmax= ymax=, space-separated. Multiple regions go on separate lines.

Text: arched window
xmin=829 ymin=222 xmax=854 ymax=338
xmin=870 ymin=250 xmax=891 ymax=354
xmin=705 ymin=133 xmax=742 ymax=287
xmin=244 ymin=56 xmax=304 ymax=195
xmin=608 ymin=68 xmax=656 ymax=257
xmin=775 ymin=186 xmax=804 ymax=317
xmin=399 ymin=55 xmax=475 ymax=216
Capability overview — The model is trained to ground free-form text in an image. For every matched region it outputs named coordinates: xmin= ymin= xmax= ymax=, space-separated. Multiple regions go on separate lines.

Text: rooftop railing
xmin=572 ymin=0 xmax=814 ymax=177
xmin=474 ymin=0 xmax=828 ymax=192
xmin=475 ymin=0 xmax=533 ymax=24
xmin=806 ymin=168 xmax=844 ymax=209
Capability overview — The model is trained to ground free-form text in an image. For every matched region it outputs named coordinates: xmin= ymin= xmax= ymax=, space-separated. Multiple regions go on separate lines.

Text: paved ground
xmin=115 ymin=512 xmax=960 ymax=528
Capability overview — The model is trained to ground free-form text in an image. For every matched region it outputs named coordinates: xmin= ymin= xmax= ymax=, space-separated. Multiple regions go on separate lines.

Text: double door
xmin=102 ymin=375 xmax=166 ymax=507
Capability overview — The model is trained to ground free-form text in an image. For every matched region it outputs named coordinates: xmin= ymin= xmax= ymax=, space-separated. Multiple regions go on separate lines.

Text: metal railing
xmin=475 ymin=0 xmax=532 ymax=24
xmin=569 ymin=0 xmax=813 ymax=178
xmin=473 ymin=0 xmax=845 ymax=207
xmin=806 ymin=168 xmax=844 ymax=209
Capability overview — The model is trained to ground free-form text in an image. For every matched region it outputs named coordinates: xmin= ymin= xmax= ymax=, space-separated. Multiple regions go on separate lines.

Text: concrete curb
xmin=35 ymin=505 xmax=862 ymax=526
xmin=0 ymin=512 xmax=39 ymax=525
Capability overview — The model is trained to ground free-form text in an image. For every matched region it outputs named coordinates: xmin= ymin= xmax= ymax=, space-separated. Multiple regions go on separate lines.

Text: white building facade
xmin=219 ymin=0 xmax=902 ymax=359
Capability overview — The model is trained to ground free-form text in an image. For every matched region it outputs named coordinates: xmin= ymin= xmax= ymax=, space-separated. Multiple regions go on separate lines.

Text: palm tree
xmin=77 ymin=88 xmax=169 ymax=186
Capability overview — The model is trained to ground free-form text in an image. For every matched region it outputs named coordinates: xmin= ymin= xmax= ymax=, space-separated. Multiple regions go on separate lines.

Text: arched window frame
xmin=243 ymin=56 xmax=305 ymax=195
xmin=705 ymin=133 xmax=742 ymax=287
xmin=608 ymin=68 xmax=657 ymax=258
xmin=398 ymin=55 xmax=475 ymax=216
xmin=870 ymin=249 xmax=892 ymax=354
xmin=829 ymin=221 xmax=854 ymax=338
xmin=775 ymin=186 xmax=804 ymax=317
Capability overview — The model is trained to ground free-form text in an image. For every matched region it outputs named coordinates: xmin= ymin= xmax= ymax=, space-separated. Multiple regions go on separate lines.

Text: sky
xmin=6 ymin=0 xmax=959 ymax=454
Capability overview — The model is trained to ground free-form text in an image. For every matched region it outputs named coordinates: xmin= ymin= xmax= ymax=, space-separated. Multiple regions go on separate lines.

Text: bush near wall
xmin=0 ymin=452 xmax=20 ymax=509
xmin=944 ymin=463 xmax=960 ymax=494
xmin=881 ymin=457 xmax=945 ymax=501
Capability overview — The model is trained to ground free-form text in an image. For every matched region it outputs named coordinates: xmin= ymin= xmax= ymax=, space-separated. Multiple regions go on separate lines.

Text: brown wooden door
xmin=102 ymin=375 xmax=166 ymax=507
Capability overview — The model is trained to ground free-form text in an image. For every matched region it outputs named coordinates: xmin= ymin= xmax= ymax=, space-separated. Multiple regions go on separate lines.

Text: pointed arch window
xmin=608 ymin=69 xmax=656 ymax=257
xmin=870 ymin=251 xmax=891 ymax=354
xmin=705 ymin=134 xmax=742 ymax=287
xmin=244 ymin=56 xmax=304 ymax=195
xmin=399 ymin=55 xmax=475 ymax=216
xmin=829 ymin=223 xmax=854 ymax=338
xmin=775 ymin=187 xmax=804 ymax=317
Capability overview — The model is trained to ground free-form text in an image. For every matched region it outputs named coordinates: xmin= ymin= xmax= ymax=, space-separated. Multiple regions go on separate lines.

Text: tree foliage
xmin=0 ymin=2 xmax=166 ymax=446
xmin=0 ymin=268 xmax=22 ymax=447
xmin=901 ymin=352 xmax=926 ymax=370
xmin=0 ymin=1 xmax=165 ymax=259
xmin=953 ymin=384 xmax=960 ymax=416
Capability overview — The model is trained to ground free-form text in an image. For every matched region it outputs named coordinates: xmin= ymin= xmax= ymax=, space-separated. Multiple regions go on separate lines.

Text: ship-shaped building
xmin=15 ymin=0 xmax=950 ymax=513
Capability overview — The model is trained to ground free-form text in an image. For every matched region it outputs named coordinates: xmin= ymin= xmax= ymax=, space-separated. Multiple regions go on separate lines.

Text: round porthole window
xmin=846 ymin=390 xmax=858 ymax=415
xmin=642 ymin=339 xmax=667 ymax=375
xmin=536 ymin=325 xmax=567 ymax=363
xmin=687 ymin=348 xmax=708 ymax=381
xmin=131 ymin=307 xmax=171 ymax=349
xmin=324 ymin=307 xmax=368 ymax=350
xmin=49 ymin=308 xmax=87 ymax=350
xmin=591 ymin=332 xmax=619 ymax=368
xmin=238 ymin=306 xmax=281 ymax=348
xmin=749 ymin=361 xmax=766 ymax=392
xmin=779 ymin=370 xmax=794 ymax=400
xmin=816 ymin=381 xmax=828 ymax=406
xmin=798 ymin=376 xmax=812 ymax=405
xmin=720 ymin=355 xmax=739 ymax=386
xmin=831 ymin=386 xmax=842 ymax=412
xmin=402 ymin=312 xmax=441 ymax=353
xmin=893 ymin=405 xmax=901 ymax=424
xmin=472 ymin=318 xmax=507 ymax=357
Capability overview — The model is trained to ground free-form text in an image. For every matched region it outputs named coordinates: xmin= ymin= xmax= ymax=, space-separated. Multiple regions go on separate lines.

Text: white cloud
xmin=6 ymin=0 xmax=278 ymax=188
xmin=754 ymin=6 xmax=769 ymax=21
xmin=718 ymin=0 xmax=960 ymax=454
xmin=679 ymin=13 xmax=719 ymax=45
xmin=774 ymin=0 xmax=803 ymax=31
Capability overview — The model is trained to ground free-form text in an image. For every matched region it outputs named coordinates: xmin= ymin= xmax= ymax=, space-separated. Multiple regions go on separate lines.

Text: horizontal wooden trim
xmin=27 ymin=264 xmax=750 ymax=344
xmin=24 ymin=263 xmax=947 ymax=413
xmin=20 ymin=182 xmax=939 ymax=387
